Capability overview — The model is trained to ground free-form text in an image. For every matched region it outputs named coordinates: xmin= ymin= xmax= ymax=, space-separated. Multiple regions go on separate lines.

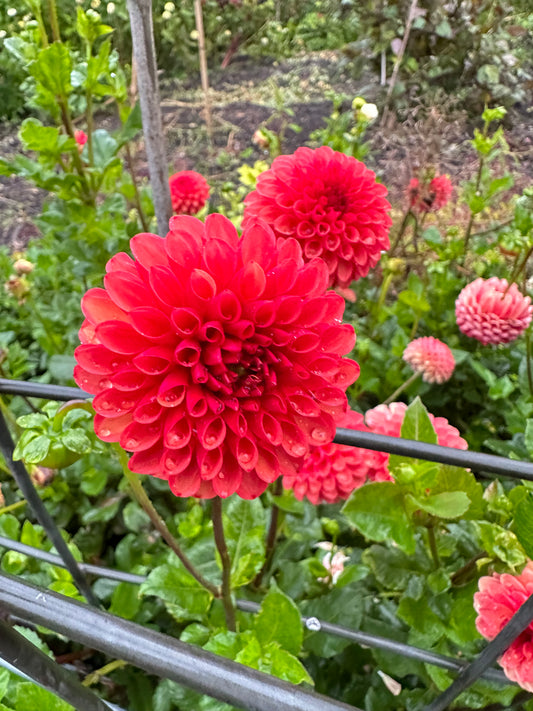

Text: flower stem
xmin=0 ymin=500 xmax=26 ymax=516
xmin=114 ymin=445 xmax=218 ymax=597
xmin=525 ymin=327 xmax=533 ymax=401
xmin=426 ymin=524 xmax=440 ymax=569
xmin=82 ymin=659 xmax=128 ymax=687
xmin=211 ymin=497 xmax=236 ymax=632
xmin=383 ymin=370 xmax=421 ymax=405
xmin=253 ymin=478 xmax=282 ymax=588
xmin=389 ymin=209 xmax=413 ymax=255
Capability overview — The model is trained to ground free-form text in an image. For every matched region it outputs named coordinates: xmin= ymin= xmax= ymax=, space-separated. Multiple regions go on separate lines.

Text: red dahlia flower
xmin=456 ymin=277 xmax=533 ymax=346
xmin=350 ymin=402 xmax=467 ymax=483
xmin=407 ymin=174 xmax=452 ymax=213
xmin=283 ymin=409 xmax=370 ymax=504
xmin=74 ymin=215 xmax=359 ymax=500
xmin=74 ymin=130 xmax=88 ymax=148
xmin=169 ymin=171 xmax=210 ymax=215
xmin=474 ymin=562 xmax=533 ymax=691
xmin=242 ymin=146 xmax=392 ymax=289
xmin=403 ymin=336 xmax=455 ymax=384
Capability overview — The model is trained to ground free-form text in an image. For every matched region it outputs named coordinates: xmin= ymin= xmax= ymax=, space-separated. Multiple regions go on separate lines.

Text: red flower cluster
xmin=407 ymin=174 xmax=453 ymax=213
xmin=282 ymin=410 xmax=369 ymax=504
xmin=284 ymin=402 xmax=467 ymax=503
xmin=74 ymin=215 xmax=359 ymax=499
xmin=403 ymin=336 xmax=455 ymax=384
xmin=242 ymin=146 xmax=392 ymax=289
xmin=456 ymin=277 xmax=533 ymax=346
xmin=475 ymin=562 xmax=533 ymax=691
xmin=169 ymin=171 xmax=210 ymax=215
xmin=74 ymin=130 xmax=88 ymax=149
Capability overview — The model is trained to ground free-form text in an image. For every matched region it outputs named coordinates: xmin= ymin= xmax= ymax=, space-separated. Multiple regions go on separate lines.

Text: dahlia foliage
xmin=169 ymin=171 xmax=210 ymax=215
xmin=402 ymin=336 xmax=455 ymax=384
xmin=456 ymin=277 xmax=533 ymax=346
xmin=74 ymin=215 xmax=359 ymax=499
xmin=407 ymin=174 xmax=453 ymax=213
xmin=284 ymin=402 xmax=467 ymax=503
xmin=242 ymin=146 xmax=392 ymax=289
xmin=475 ymin=562 xmax=533 ymax=691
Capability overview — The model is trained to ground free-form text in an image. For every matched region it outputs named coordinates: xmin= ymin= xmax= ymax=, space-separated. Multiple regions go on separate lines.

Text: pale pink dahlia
xmin=169 ymin=171 xmax=210 ymax=215
xmin=474 ymin=562 xmax=533 ymax=691
xmin=456 ymin=277 xmax=533 ymax=346
xmin=350 ymin=402 xmax=467 ymax=483
xmin=242 ymin=146 xmax=392 ymax=289
xmin=402 ymin=337 xmax=455 ymax=384
xmin=74 ymin=215 xmax=359 ymax=500
xmin=283 ymin=409 xmax=370 ymax=504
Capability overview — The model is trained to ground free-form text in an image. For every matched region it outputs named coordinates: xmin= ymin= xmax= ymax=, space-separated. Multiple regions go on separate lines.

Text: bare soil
xmin=0 ymin=49 xmax=532 ymax=250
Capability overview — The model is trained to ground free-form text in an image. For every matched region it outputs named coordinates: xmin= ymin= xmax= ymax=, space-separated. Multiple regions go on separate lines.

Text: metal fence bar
xmin=0 ymin=536 xmax=510 ymax=687
xmin=424 ymin=592 xmax=533 ymax=711
xmin=0 ymin=571 xmax=360 ymax=711
xmin=0 ymin=620 xmax=114 ymax=711
xmin=0 ymin=410 xmax=99 ymax=607
xmin=2 ymin=378 xmax=533 ymax=481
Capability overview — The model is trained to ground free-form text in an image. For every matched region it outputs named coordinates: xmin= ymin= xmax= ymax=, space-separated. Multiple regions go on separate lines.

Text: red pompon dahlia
xmin=169 ymin=171 xmax=210 ymax=215
xmin=350 ymin=402 xmax=467 ymax=483
xmin=242 ymin=146 xmax=392 ymax=289
xmin=402 ymin=336 xmax=455 ymax=384
xmin=283 ymin=409 xmax=369 ymax=504
xmin=474 ymin=562 xmax=533 ymax=691
xmin=74 ymin=130 xmax=88 ymax=148
xmin=456 ymin=277 xmax=533 ymax=346
xmin=74 ymin=215 xmax=359 ymax=500
xmin=407 ymin=174 xmax=452 ymax=213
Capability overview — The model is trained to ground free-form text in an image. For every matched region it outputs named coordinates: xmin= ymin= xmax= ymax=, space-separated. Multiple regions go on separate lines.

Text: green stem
xmin=525 ymin=327 xmax=533 ymax=401
xmin=0 ymin=500 xmax=27 ymax=516
xmin=389 ymin=209 xmax=413 ymax=255
xmin=253 ymin=478 xmax=282 ymax=588
xmin=509 ymin=245 xmax=533 ymax=288
xmin=211 ymin=497 xmax=236 ymax=632
xmin=463 ymin=156 xmax=485 ymax=258
xmin=82 ymin=659 xmax=128 ymax=687
xmin=114 ymin=446 xmax=219 ymax=597
xmin=47 ymin=0 xmax=61 ymax=42
xmin=124 ymin=143 xmax=149 ymax=231
xmin=383 ymin=371 xmax=421 ymax=405
xmin=427 ymin=525 xmax=440 ymax=570
xmin=58 ymin=100 xmax=95 ymax=205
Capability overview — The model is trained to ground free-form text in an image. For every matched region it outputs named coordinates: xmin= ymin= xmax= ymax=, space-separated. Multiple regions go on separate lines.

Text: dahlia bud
xmin=4 ymin=275 xmax=29 ymax=302
xmin=13 ymin=258 xmax=34 ymax=275
xmin=252 ymin=129 xmax=270 ymax=150
xmin=359 ymin=103 xmax=378 ymax=122
xmin=316 ymin=542 xmax=350 ymax=585
xmin=31 ymin=466 xmax=56 ymax=487
xmin=74 ymin=130 xmax=88 ymax=151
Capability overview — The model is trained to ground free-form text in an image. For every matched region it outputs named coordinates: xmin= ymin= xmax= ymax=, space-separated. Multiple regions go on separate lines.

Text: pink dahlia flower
xmin=402 ymin=336 xmax=455 ymax=384
xmin=169 ymin=171 xmax=210 ymax=215
xmin=407 ymin=174 xmax=453 ymax=212
xmin=74 ymin=130 xmax=88 ymax=149
xmin=283 ymin=409 xmax=370 ymax=504
xmin=242 ymin=146 xmax=392 ymax=289
xmin=350 ymin=402 xmax=467 ymax=483
xmin=474 ymin=562 xmax=533 ymax=691
xmin=456 ymin=277 xmax=533 ymax=346
xmin=74 ymin=215 xmax=359 ymax=500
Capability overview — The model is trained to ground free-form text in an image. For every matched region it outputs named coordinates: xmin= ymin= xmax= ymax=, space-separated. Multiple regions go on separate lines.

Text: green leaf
xmin=19 ymin=434 xmax=51 ymax=464
xmin=254 ymin=585 xmax=303 ymax=655
xmin=118 ymin=102 xmax=143 ymax=146
xmin=91 ymin=129 xmax=119 ymax=170
xmin=482 ymin=106 xmax=507 ymax=123
xmin=80 ymin=467 xmax=108 ymax=496
xmin=524 ymin=419 xmax=533 ymax=457
xmin=141 ymin=560 xmax=213 ymax=621
xmin=16 ymin=413 xmax=48 ymax=429
xmin=122 ymin=501 xmax=151 ymax=532
xmin=19 ymin=119 xmax=72 ymax=156
xmin=429 ymin=466 xmax=484 ymax=520
xmin=422 ymin=226 xmax=442 ymax=245
xmin=223 ymin=496 xmax=266 ymax=588
xmin=512 ymin=491 xmax=533 ymax=559
xmin=29 ymin=43 xmax=72 ymax=98
xmin=477 ymin=64 xmax=500 ymax=86
xmin=435 ymin=19 xmax=452 ymax=38
xmin=61 ymin=430 xmax=92 ymax=455
xmin=259 ymin=642 xmax=312 ymax=685
xmin=16 ymin=682 xmax=74 ymax=711
xmin=399 ymin=397 xmax=438 ymax=444
xmin=109 ymin=581 xmax=141 ymax=619
xmin=47 ymin=354 xmax=76 ymax=382
xmin=343 ymin=481 xmax=416 ymax=554
xmin=397 ymin=596 xmax=446 ymax=646
xmin=406 ymin=491 xmax=470 ymax=519
xmin=475 ymin=521 xmax=526 ymax=568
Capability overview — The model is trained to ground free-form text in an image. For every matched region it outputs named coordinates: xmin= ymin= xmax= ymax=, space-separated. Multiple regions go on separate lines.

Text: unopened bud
xmin=13 ymin=258 xmax=34 ymax=275
xmin=4 ymin=275 xmax=29 ymax=302
xmin=31 ymin=466 xmax=56 ymax=487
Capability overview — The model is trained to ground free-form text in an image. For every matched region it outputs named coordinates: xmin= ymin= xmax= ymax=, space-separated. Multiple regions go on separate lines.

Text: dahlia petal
xmin=82 ymin=288 xmax=129 ymax=325
xmin=133 ymin=346 xmax=174 ymax=375
xmin=157 ymin=370 xmax=189 ymax=407
xmin=94 ymin=412 xmax=133 ymax=441
xmin=287 ymin=392 xmax=321 ymax=417
xmin=171 ymin=307 xmax=201 ymax=337
xmin=225 ymin=409 xmax=248 ymax=436
xmin=93 ymin=388 xmax=136 ymax=417
xmin=291 ymin=259 xmax=329 ymax=297
xmin=237 ymin=470 xmax=270 ymax=499
xmin=106 ymin=252 xmax=136 ymax=275
xmin=163 ymin=443 xmax=193 ymax=475
xmin=275 ymin=296 xmax=303 ymax=325
xmin=288 ymin=330 xmax=321 ymax=354
xmin=111 ymin=370 xmax=148 ymax=391
xmin=174 ymin=339 xmax=201 ymax=367
xmin=168 ymin=465 xmax=202 ymax=496
xmin=164 ymin=410 xmax=192 ymax=449
xmin=189 ymin=269 xmax=217 ymax=302
xmin=262 ymin=259 xmax=299 ymax=299
xmin=186 ymin=385 xmax=208 ymax=417
xmin=281 ymin=420 xmax=309 ymax=457
xmin=255 ymin=448 xmax=280 ymax=483
xmin=96 ymin=321 xmax=151 ymax=355
xmin=130 ymin=307 xmax=173 ymax=341
xmin=203 ymin=238 xmax=237 ymax=289
xmin=198 ymin=416 xmax=226 ymax=450
xmin=132 ymin=394 xmax=163 ymax=424
xmin=320 ymin=324 xmax=356 ymax=355
xmin=104 ymin=272 xmax=156 ymax=311
xmin=130 ymin=233 xmax=168 ymax=270
xmin=149 ymin=266 xmax=183 ymax=307
xmin=240 ymin=220 xmax=277 ymax=270
xmin=120 ymin=419 xmax=161 ymax=452
xmin=75 ymin=345 xmax=129 ymax=375
xmin=212 ymin=465 xmax=242 ymax=498
xmin=236 ymin=262 xmax=266 ymax=301
xmin=234 ymin=436 xmax=259 ymax=471
xmin=73 ymin=366 xmax=111 ymax=394
xmin=197 ymin=446 xmax=224 ymax=480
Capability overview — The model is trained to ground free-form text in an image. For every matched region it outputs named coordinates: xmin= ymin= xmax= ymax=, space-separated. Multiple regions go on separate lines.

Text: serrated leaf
xmin=512 ymin=491 xmax=533 ymax=559
xmin=343 ymin=481 xmax=416 ymax=553
xmin=406 ymin=491 xmax=470 ymax=519
xmin=400 ymin=397 xmax=438 ymax=445
xmin=19 ymin=434 xmax=51 ymax=464
xmin=16 ymin=413 xmax=48 ymax=429
xmin=61 ymin=430 xmax=92 ymax=454
xmin=475 ymin=521 xmax=526 ymax=568
xmin=141 ymin=560 xmax=213 ymax=621
xmin=91 ymin=129 xmax=118 ymax=170
xmin=254 ymin=585 xmax=302 ymax=655
xmin=223 ymin=496 xmax=266 ymax=588
xmin=29 ymin=43 xmax=72 ymax=98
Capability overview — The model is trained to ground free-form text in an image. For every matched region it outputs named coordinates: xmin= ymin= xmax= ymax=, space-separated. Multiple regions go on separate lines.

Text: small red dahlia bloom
xmin=403 ymin=336 xmax=455 ymax=384
xmin=169 ymin=171 xmax=210 ymax=215
xmin=74 ymin=215 xmax=359 ymax=500
xmin=350 ymin=402 xmax=467 ymax=483
xmin=456 ymin=277 xmax=533 ymax=346
xmin=242 ymin=146 xmax=392 ymax=289
xmin=74 ymin=130 xmax=88 ymax=148
xmin=407 ymin=174 xmax=452 ymax=212
xmin=474 ymin=562 xmax=533 ymax=691
xmin=283 ymin=409 xmax=370 ymax=504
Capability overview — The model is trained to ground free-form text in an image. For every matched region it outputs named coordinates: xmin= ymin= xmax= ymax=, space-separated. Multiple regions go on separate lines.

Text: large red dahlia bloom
xmin=403 ymin=336 xmax=455 ymax=384
xmin=456 ymin=277 xmax=533 ymax=346
xmin=242 ymin=146 xmax=392 ymax=289
xmin=282 ymin=409 xmax=370 ymax=504
xmin=474 ymin=562 xmax=533 ymax=691
xmin=348 ymin=402 xmax=467 ymax=483
xmin=169 ymin=171 xmax=210 ymax=215
xmin=74 ymin=215 xmax=359 ymax=500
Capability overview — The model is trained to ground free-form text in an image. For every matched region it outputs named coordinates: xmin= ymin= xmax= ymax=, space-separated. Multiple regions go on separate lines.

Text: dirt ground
xmin=0 ymin=49 xmax=532 ymax=251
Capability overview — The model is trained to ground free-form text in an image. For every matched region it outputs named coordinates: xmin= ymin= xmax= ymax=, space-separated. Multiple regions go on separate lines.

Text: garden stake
xmin=0 ymin=619 xmax=113 ymax=711
xmin=0 ymin=409 xmax=99 ymax=607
